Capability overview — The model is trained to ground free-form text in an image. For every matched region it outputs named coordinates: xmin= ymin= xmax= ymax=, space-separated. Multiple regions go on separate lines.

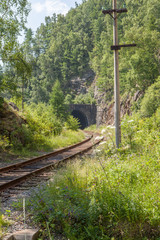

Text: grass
xmin=0 ymin=129 xmax=85 ymax=160
xmin=11 ymin=108 xmax=160 ymax=239
xmin=45 ymin=129 xmax=85 ymax=149
xmin=0 ymin=213 xmax=11 ymax=238
xmin=25 ymin=153 xmax=160 ymax=239
xmin=12 ymin=129 xmax=85 ymax=157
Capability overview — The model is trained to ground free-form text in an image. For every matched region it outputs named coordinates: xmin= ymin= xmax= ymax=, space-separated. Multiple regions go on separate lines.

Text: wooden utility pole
xmin=102 ymin=0 xmax=136 ymax=148
xmin=113 ymin=0 xmax=121 ymax=148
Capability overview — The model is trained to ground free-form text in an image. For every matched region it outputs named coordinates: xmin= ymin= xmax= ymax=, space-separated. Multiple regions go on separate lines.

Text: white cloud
xmin=32 ymin=0 xmax=69 ymax=15
xmin=45 ymin=0 xmax=69 ymax=15
xmin=32 ymin=2 xmax=44 ymax=13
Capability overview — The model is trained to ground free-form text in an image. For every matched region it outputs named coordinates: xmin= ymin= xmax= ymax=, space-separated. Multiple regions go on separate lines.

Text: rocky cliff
xmin=95 ymin=89 xmax=142 ymax=126
xmin=69 ymin=70 xmax=95 ymax=96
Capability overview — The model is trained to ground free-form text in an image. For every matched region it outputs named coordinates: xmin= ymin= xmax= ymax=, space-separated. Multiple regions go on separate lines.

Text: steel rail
xmin=0 ymin=135 xmax=93 ymax=173
xmin=0 ymin=135 xmax=103 ymax=192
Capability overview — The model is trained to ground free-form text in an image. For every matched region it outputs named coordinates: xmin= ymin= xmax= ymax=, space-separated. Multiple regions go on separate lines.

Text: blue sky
xmin=26 ymin=0 xmax=83 ymax=32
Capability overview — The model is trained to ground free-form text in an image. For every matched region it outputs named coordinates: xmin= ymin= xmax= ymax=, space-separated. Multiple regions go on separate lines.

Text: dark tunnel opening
xmin=71 ymin=110 xmax=88 ymax=129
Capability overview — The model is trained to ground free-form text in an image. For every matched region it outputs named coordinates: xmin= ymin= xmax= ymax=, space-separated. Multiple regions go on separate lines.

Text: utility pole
xmin=113 ymin=0 xmax=121 ymax=148
xmin=102 ymin=0 xmax=136 ymax=148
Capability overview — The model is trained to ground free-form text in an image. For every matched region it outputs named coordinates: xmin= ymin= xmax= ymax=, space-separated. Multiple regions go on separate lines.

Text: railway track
xmin=0 ymin=133 xmax=103 ymax=199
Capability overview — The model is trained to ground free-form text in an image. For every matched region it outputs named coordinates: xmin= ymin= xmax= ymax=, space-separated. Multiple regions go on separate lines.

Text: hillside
xmin=23 ymin=0 xmax=160 ymax=104
xmin=1 ymin=0 xmax=159 ymax=110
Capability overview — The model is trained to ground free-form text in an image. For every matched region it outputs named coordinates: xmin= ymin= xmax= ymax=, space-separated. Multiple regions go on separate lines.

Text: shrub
xmin=0 ymin=135 xmax=11 ymax=151
xmin=65 ymin=116 xmax=80 ymax=131
xmin=24 ymin=103 xmax=63 ymax=136
xmin=140 ymin=78 xmax=160 ymax=117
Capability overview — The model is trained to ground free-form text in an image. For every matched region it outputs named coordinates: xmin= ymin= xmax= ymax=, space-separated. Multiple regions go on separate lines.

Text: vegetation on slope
xmin=0 ymin=99 xmax=83 ymax=156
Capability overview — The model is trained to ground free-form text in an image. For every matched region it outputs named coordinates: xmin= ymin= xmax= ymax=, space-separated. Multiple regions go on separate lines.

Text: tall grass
xmin=17 ymin=108 xmax=160 ymax=239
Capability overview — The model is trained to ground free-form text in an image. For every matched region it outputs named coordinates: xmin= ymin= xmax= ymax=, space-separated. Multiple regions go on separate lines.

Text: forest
xmin=1 ymin=0 xmax=160 ymax=106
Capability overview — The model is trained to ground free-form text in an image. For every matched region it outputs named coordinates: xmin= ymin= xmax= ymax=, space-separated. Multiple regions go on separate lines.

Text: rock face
xmin=95 ymin=90 xmax=142 ymax=126
xmin=0 ymin=100 xmax=26 ymax=143
xmin=70 ymin=70 xmax=95 ymax=95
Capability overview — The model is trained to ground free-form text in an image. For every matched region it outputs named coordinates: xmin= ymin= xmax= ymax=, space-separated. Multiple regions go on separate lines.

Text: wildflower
xmin=99 ymin=141 xmax=107 ymax=145
xmin=101 ymin=128 xmax=106 ymax=134
xmin=95 ymin=136 xmax=103 ymax=141
xmin=107 ymin=125 xmax=115 ymax=129
xmin=128 ymin=120 xmax=134 ymax=123
xmin=93 ymin=149 xmax=101 ymax=154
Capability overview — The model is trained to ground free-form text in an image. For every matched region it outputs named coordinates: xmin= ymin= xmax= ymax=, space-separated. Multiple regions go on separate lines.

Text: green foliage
xmin=18 ymin=0 xmax=160 ymax=104
xmin=120 ymin=109 xmax=160 ymax=152
xmin=121 ymin=117 xmax=137 ymax=147
xmin=73 ymin=87 xmax=96 ymax=104
xmin=25 ymin=111 xmax=160 ymax=239
xmin=0 ymin=0 xmax=30 ymax=58
xmin=24 ymin=102 xmax=63 ymax=137
xmin=8 ymin=102 xmax=85 ymax=153
xmin=49 ymin=80 xmax=66 ymax=119
xmin=0 ymin=209 xmax=11 ymax=239
xmin=10 ymin=124 xmax=34 ymax=150
xmin=140 ymin=78 xmax=160 ymax=117
xmin=2 ymin=52 xmax=32 ymax=108
xmin=64 ymin=94 xmax=73 ymax=105
xmin=120 ymin=27 xmax=160 ymax=92
xmin=1 ymin=0 xmax=160 ymax=105
xmin=0 ymin=0 xmax=30 ymax=96
xmin=65 ymin=116 xmax=80 ymax=131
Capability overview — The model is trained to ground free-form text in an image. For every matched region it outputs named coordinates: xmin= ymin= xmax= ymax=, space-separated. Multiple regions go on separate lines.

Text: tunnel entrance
xmin=71 ymin=110 xmax=88 ymax=129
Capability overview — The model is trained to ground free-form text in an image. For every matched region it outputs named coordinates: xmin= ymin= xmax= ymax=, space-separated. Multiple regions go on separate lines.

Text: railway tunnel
xmin=71 ymin=109 xmax=88 ymax=129
xmin=69 ymin=104 xmax=97 ymax=129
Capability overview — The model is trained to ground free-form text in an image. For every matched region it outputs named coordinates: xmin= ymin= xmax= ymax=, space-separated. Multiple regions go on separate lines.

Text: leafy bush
xmin=120 ymin=108 xmax=160 ymax=153
xmin=140 ymin=78 xmax=160 ymax=117
xmin=24 ymin=103 xmax=63 ymax=137
xmin=0 ymin=135 xmax=11 ymax=151
xmin=65 ymin=116 xmax=80 ymax=131
xmin=121 ymin=116 xmax=138 ymax=147
xmin=7 ymin=102 xmax=84 ymax=153
xmin=64 ymin=94 xmax=73 ymax=105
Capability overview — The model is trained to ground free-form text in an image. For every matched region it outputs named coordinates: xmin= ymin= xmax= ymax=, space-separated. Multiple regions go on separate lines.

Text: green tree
xmin=0 ymin=0 xmax=30 ymax=96
xmin=140 ymin=77 xmax=160 ymax=117
xmin=2 ymin=52 xmax=32 ymax=109
xmin=18 ymin=0 xmax=160 ymax=105
xmin=0 ymin=0 xmax=30 ymax=59
xmin=49 ymin=80 xmax=66 ymax=119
